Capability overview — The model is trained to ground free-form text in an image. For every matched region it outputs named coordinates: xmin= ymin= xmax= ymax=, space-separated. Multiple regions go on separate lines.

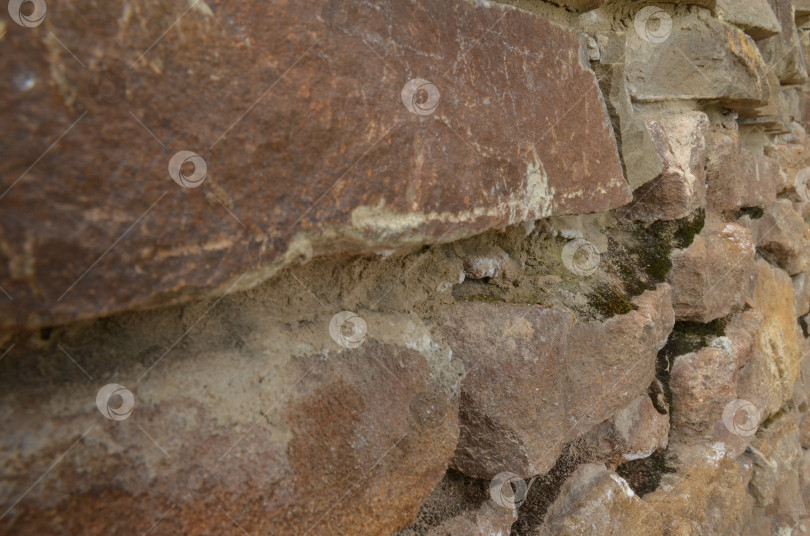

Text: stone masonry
xmin=2 ymin=0 xmax=810 ymax=535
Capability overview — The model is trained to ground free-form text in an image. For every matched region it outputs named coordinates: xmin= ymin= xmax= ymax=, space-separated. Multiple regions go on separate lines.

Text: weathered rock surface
xmin=705 ymin=125 xmax=781 ymax=212
xmin=645 ymin=443 xmax=754 ymax=536
xmin=623 ymin=113 xmax=709 ymax=221
xmin=748 ymin=413 xmax=804 ymax=512
xmin=625 ymin=13 xmax=773 ymax=115
xmin=0 ymin=308 xmax=461 ymax=536
xmin=750 ymin=199 xmax=810 ymax=274
xmin=592 ymin=33 xmax=663 ymax=191
xmin=0 ymin=0 xmax=631 ymax=334
xmin=536 ymin=464 xmax=663 ymax=536
xmin=437 ymin=284 xmax=673 ymax=479
xmin=667 ymin=219 xmax=756 ymax=321
xmin=670 ymin=345 xmax=737 ymax=432
xmin=578 ymin=394 xmax=670 ymax=467
xmin=737 ymin=259 xmax=804 ymax=416
xmin=718 ymin=0 xmax=783 ymax=39
xmin=757 ymin=0 xmax=809 ymax=83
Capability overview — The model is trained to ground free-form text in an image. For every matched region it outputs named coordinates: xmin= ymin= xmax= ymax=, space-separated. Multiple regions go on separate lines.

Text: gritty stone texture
xmin=748 ymin=413 xmax=804 ymax=509
xmin=717 ymin=0 xmax=782 ymax=39
xmin=536 ymin=464 xmax=663 ymax=536
xmin=705 ymin=125 xmax=781 ymax=212
xmin=592 ymin=33 xmax=663 ymax=191
xmin=578 ymin=394 xmax=670 ymax=467
xmin=0 ymin=0 xmax=630 ymax=334
xmin=437 ymin=284 xmax=673 ymax=479
xmin=738 ymin=259 xmax=805 ymax=416
xmin=646 ymin=443 xmax=754 ymax=535
xmin=794 ymin=272 xmax=810 ymax=316
xmin=758 ymin=0 xmax=809 ymax=84
xmin=625 ymin=13 xmax=773 ymax=115
xmin=751 ymin=199 xmax=810 ymax=275
xmin=623 ymin=113 xmax=709 ymax=221
xmin=667 ymin=219 xmax=756 ymax=322
xmin=0 ymin=306 xmax=462 ymax=536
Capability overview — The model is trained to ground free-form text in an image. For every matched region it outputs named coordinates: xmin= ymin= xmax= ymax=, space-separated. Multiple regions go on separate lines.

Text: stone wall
xmin=2 ymin=0 xmax=810 ymax=534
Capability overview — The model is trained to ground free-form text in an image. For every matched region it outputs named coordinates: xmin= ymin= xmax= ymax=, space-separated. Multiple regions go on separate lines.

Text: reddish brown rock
xmin=758 ymin=0 xmax=809 ymax=84
xmin=0 ymin=0 xmax=630 ymax=335
xmin=750 ymin=199 xmax=810 ymax=275
xmin=437 ymin=285 xmax=673 ymax=479
xmin=670 ymin=345 xmax=737 ymax=432
xmin=578 ymin=394 xmax=670 ymax=467
xmin=537 ymin=464 xmax=663 ymax=536
xmin=667 ymin=219 xmax=756 ymax=322
xmin=623 ymin=113 xmax=709 ymax=221
xmin=705 ymin=126 xmax=780 ymax=212
xmin=0 ymin=308 xmax=461 ymax=536
xmin=748 ymin=413 xmax=804 ymax=509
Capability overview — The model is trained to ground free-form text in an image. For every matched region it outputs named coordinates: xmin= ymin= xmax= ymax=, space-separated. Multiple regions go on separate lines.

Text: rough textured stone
xmin=717 ymin=0 xmax=783 ymax=39
xmin=623 ymin=113 xmax=709 ymax=222
xmin=737 ymin=259 xmax=804 ymax=416
xmin=625 ymin=13 xmax=773 ymax=115
xmin=536 ymin=464 xmax=663 ymax=536
xmin=670 ymin=345 xmax=737 ymax=432
xmin=758 ymin=0 xmax=809 ymax=84
xmin=0 ymin=306 xmax=461 ymax=536
xmin=748 ymin=413 xmax=804 ymax=509
xmin=645 ymin=443 xmax=754 ymax=536
xmin=437 ymin=284 xmax=673 ymax=479
xmin=667 ymin=219 xmax=756 ymax=322
xmin=794 ymin=272 xmax=810 ymax=316
xmin=705 ymin=125 xmax=781 ymax=212
xmin=592 ymin=33 xmax=663 ymax=191
xmin=578 ymin=394 xmax=670 ymax=467
xmin=0 ymin=0 xmax=631 ymax=335
xmin=750 ymin=199 xmax=810 ymax=275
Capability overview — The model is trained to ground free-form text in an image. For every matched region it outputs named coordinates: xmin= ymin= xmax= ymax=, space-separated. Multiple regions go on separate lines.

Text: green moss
xmin=586 ymin=284 xmax=635 ymax=317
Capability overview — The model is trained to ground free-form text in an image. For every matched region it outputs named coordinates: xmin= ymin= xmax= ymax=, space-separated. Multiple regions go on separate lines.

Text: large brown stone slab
xmin=0 ymin=306 xmax=461 ymax=535
xmin=437 ymin=284 xmax=673 ymax=479
xmin=0 ymin=0 xmax=630 ymax=334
